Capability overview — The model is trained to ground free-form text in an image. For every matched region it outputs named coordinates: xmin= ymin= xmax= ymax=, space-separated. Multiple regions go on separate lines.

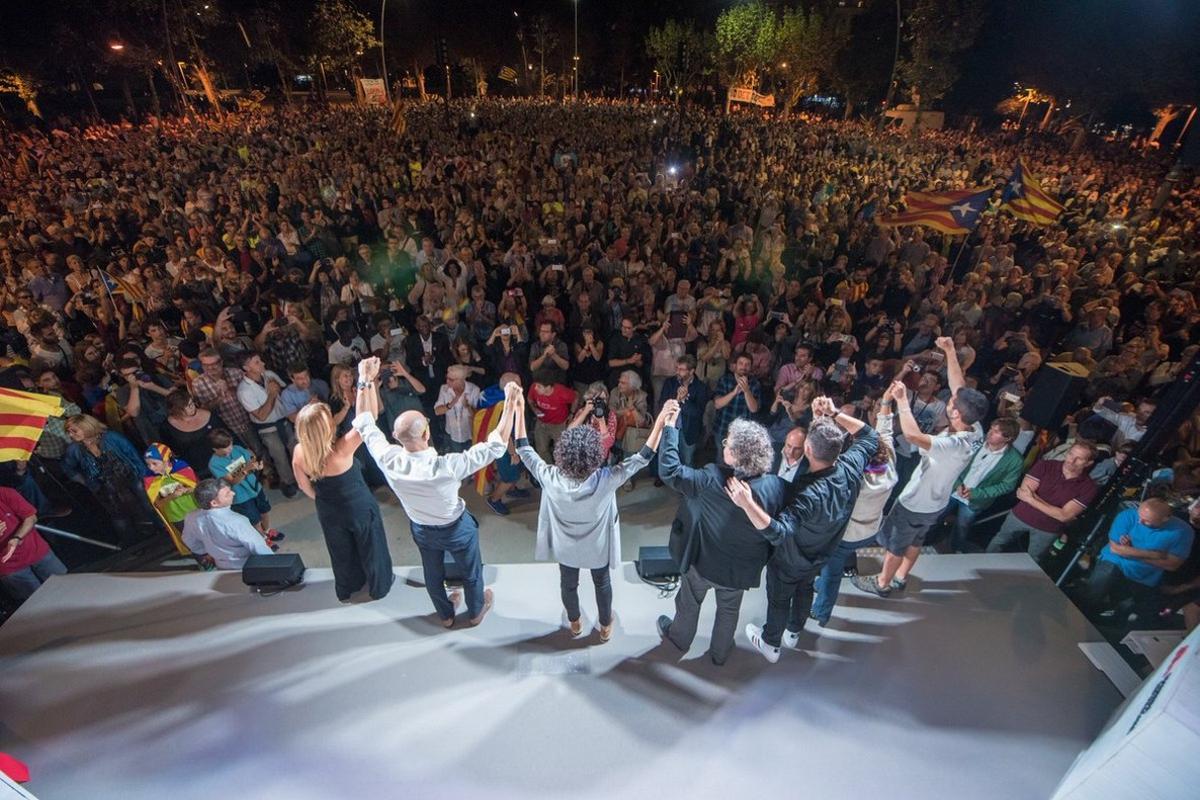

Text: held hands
xmin=811 ymin=396 xmax=837 ymax=418
xmin=359 ymin=356 xmax=382 ymax=382
xmin=724 ymin=477 xmax=754 ymax=510
xmin=888 ymin=381 xmax=908 ymax=404
xmin=659 ymin=399 xmax=681 ymax=427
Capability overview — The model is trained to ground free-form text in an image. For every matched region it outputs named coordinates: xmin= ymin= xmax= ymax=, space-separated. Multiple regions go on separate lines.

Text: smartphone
xmin=827 ymin=298 xmax=843 ymax=307
xmin=500 ymin=327 xmax=511 ymax=336
xmin=551 ymin=264 xmax=565 ymax=271
xmin=1002 ymin=391 xmax=1021 ymax=403
xmin=668 ymin=311 xmax=686 ymax=338
xmin=929 ymin=351 xmax=945 ymax=362
xmin=390 ymin=327 xmax=404 ymax=337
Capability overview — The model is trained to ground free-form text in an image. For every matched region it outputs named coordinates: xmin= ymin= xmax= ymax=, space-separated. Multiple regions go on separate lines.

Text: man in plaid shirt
xmin=713 ymin=354 xmax=763 ymax=444
xmin=192 ymin=348 xmax=265 ymax=459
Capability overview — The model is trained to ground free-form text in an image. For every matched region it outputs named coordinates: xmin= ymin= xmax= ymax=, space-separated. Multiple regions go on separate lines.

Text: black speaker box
xmin=242 ymin=553 xmax=306 ymax=590
xmin=636 ymin=546 xmax=680 ymax=581
xmin=1020 ymin=363 xmax=1089 ymax=430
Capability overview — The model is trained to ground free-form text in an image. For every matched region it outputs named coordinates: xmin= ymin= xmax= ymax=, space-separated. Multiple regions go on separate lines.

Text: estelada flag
xmin=471 ymin=386 xmax=508 ymax=495
xmin=1001 ymin=159 xmax=1064 ymax=226
xmin=0 ymin=387 xmax=65 ymax=461
xmin=877 ymin=187 xmax=994 ymax=235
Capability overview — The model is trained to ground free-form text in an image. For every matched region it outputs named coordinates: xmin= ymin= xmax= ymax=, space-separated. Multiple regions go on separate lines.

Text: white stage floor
xmin=0 ymin=555 xmax=1121 ymax=800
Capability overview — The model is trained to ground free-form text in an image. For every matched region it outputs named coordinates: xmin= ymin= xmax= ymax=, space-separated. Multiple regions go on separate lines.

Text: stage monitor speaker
xmin=242 ymin=553 xmax=305 ymax=590
xmin=636 ymin=546 xmax=679 ymax=581
xmin=1021 ymin=362 xmax=1089 ymax=430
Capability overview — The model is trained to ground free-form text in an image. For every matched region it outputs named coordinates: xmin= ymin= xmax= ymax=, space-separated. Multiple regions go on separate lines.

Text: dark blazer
xmin=658 ymin=426 xmax=789 ymax=590
xmin=404 ymin=331 xmax=452 ymax=387
xmin=765 ymin=425 xmax=879 ymax=579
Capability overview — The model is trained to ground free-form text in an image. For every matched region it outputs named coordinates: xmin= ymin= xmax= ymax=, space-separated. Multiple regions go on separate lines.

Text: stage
xmin=0 ymin=555 xmax=1122 ymax=800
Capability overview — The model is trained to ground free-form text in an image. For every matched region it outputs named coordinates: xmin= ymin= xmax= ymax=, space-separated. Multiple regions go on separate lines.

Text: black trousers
xmin=322 ymin=504 xmax=394 ymax=601
xmin=762 ymin=565 xmax=819 ymax=647
xmin=560 ymin=564 xmax=613 ymax=626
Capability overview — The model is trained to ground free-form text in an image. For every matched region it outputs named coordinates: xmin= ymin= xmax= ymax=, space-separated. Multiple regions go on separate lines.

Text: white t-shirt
xmin=898 ymin=423 xmax=983 ymax=514
xmin=370 ymin=331 xmax=406 ymax=362
xmin=435 ymin=382 xmax=481 ymax=443
xmin=237 ymin=370 xmax=286 ymax=425
xmin=328 ymin=337 xmax=368 ymax=366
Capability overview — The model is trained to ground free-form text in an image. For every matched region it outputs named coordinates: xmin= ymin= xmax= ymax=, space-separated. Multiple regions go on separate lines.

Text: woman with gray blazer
xmin=512 ymin=393 xmax=672 ymax=641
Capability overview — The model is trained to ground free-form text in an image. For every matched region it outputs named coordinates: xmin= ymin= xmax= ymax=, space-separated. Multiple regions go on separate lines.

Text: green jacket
xmin=951 ymin=445 xmax=1024 ymax=511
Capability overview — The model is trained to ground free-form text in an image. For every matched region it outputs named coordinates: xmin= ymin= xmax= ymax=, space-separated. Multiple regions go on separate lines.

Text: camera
xmin=591 ymin=397 xmax=609 ymax=419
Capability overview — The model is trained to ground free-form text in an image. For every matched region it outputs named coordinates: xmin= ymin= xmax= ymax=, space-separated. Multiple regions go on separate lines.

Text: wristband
xmin=356 ymin=380 xmax=373 ymax=389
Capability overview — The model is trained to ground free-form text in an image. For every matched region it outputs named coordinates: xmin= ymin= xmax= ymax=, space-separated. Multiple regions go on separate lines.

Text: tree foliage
xmin=897 ymin=0 xmax=985 ymax=108
xmin=307 ymin=0 xmax=380 ymax=77
xmin=714 ymin=1 xmax=780 ymax=90
xmin=775 ymin=5 xmax=843 ymax=111
xmin=644 ymin=19 xmax=713 ymax=100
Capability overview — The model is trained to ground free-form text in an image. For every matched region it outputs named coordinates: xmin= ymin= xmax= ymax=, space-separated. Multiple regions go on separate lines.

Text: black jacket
xmin=765 ymin=425 xmax=879 ymax=579
xmin=658 ymin=426 xmax=788 ymax=590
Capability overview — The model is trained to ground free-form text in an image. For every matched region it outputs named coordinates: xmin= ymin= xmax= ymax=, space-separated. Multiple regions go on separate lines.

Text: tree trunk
xmin=275 ymin=61 xmax=292 ymax=106
xmin=194 ymin=63 xmax=223 ymax=119
xmin=79 ymin=70 xmax=100 ymax=119
xmin=145 ymin=68 xmax=162 ymax=120
xmin=843 ymin=97 xmax=855 ymax=120
xmin=617 ymin=63 xmax=625 ymax=99
xmin=1038 ymin=102 xmax=1055 ymax=132
xmin=122 ymin=76 xmax=137 ymax=122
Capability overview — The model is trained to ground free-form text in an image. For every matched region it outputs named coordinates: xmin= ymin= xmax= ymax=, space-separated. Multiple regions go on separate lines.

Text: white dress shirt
xmin=352 ymin=411 xmax=505 ymax=526
xmin=778 ymin=456 xmax=804 ymax=483
xmin=436 ymin=382 xmax=482 ymax=443
xmin=181 ymin=506 xmax=273 ymax=569
xmin=237 ymin=370 xmax=286 ymax=425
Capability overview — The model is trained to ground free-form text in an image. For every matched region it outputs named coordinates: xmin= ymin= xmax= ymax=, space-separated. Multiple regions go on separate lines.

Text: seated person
xmin=1079 ymin=498 xmax=1193 ymax=617
xmin=181 ymin=479 xmax=276 ymax=570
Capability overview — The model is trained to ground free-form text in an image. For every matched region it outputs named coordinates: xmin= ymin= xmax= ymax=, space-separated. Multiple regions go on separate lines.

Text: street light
xmin=109 ymin=42 xmax=126 ymax=52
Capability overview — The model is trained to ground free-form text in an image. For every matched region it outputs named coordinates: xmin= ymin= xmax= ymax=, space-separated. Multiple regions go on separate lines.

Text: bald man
xmin=1081 ymin=498 xmax=1193 ymax=615
xmin=354 ymin=357 xmax=519 ymax=628
xmin=776 ymin=427 xmax=808 ymax=484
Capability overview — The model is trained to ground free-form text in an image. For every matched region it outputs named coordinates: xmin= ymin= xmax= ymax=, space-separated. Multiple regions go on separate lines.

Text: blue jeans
xmin=810 ymin=534 xmax=877 ymax=623
xmin=949 ymin=501 xmax=979 ymax=553
xmin=410 ymin=512 xmax=485 ymax=620
xmin=1 ymin=551 xmax=68 ymax=601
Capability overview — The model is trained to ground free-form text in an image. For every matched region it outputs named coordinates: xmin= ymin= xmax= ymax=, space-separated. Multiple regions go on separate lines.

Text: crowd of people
xmin=2 ymin=98 xmax=1199 ymax=646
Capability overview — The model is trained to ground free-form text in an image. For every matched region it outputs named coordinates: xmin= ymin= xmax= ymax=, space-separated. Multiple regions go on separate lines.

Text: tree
xmin=307 ymin=0 xmax=380 ymax=95
xmin=775 ymin=5 xmax=844 ymax=113
xmin=529 ymin=16 xmax=560 ymax=97
xmin=896 ymin=0 xmax=985 ymax=112
xmin=829 ymin=0 xmax=894 ymax=119
xmin=645 ymin=19 xmax=713 ymax=103
xmin=247 ymin=2 xmax=299 ymax=106
xmin=0 ymin=71 xmax=42 ymax=118
xmin=714 ymin=1 xmax=780 ymax=97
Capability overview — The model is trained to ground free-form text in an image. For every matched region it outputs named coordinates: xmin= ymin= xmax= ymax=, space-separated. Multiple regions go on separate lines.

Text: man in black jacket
xmin=728 ymin=397 xmax=877 ymax=663
xmin=404 ymin=315 xmax=452 ymax=412
xmin=656 ymin=401 xmax=789 ymax=665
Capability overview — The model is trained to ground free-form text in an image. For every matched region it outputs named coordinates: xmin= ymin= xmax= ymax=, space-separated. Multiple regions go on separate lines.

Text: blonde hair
xmin=295 ymin=403 xmax=336 ymax=480
xmin=330 ymin=364 xmax=355 ymax=402
xmin=66 ymin=413 xmax=107 ymax=441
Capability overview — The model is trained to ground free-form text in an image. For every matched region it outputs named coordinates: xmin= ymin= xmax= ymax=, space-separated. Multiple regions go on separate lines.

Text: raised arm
xmin=936 ymin=336 xmax=965 ymax=395
xmin=356 ymin=357 xmax=382 ymax=419
xmin=889 ymin=380 xmax=933 ymax=451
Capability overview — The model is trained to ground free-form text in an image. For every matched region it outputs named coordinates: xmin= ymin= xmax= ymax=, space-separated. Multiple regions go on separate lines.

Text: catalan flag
xmin=1001 ymin=159 xmax=1064 ymax=226
xmin=0 ymin=387 xmax=65 ymax=461
xmin=877 ymin=187 xmax=993 ymax=235
xmin=100 ymin=270 xmax=146 ymax=303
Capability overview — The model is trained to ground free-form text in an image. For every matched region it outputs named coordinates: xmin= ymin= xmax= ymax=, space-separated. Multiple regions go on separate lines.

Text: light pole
xmin=380 ymin=0 xmax=390 ymax=102
xmin=572 ymin=0 xmax=579 ymax=100
xmin=514 ymin=11 xmax=529 ymax=96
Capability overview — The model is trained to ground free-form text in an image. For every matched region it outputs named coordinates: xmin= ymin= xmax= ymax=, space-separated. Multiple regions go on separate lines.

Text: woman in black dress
xmin=162 ymin=389 xmax=228 ymax=477
xmin=292 ymin=402 xmax=394 ymax=602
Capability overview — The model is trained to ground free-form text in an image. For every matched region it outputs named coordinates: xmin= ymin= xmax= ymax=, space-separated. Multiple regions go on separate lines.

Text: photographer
xmin=568 ymin=382 xmax=617 ymax=461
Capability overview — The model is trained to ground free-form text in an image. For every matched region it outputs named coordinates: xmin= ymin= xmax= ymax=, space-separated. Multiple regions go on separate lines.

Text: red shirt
xmin=0 ymin=487 xmax=50 ymax=576
xmin=1013 ymin=458 xmax=1098 ymax=534
xmin=528 ymin=384 xmax=577 ymax=426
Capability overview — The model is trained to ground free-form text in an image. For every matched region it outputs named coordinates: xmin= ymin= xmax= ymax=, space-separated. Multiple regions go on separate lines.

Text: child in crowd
xmin=207 ymin=428 xmax=283 ymax=546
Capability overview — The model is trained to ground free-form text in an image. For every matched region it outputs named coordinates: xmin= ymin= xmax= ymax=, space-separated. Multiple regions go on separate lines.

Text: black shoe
xmin=658 ymin=614 xmax=682 ymax=650
xmin=281 ymin=483 xmax=298 ymax=498
xmin=842 ymin=565 xmax=858 ymax=578
xmin=654 ymin=477 xmax=664 ymax=488
xmin=851 ymin=574 xmax=892 ymax=598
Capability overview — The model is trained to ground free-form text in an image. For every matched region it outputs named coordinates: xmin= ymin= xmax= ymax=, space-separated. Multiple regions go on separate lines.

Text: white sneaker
xmin=781 ymin=629 xmax=801 ymax=650
xmin=745 ymin=623 xmax=780 ymax=664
